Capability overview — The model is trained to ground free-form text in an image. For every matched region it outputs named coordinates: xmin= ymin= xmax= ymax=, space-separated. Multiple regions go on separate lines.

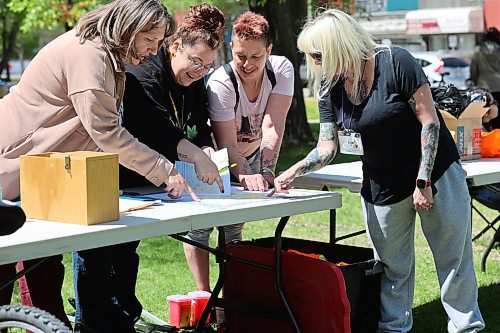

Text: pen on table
xmin=119 ymin=190 xmax=142 ymax=196
xmin=266 ymin=188 xmax=276 ymax=198
xmin=120 ymin=200 xmax=161 ymax=213
xmin=267 ymin=180 xmax=291 ymax=198
xmin=218 ymin=163 xmax=237 ymax=174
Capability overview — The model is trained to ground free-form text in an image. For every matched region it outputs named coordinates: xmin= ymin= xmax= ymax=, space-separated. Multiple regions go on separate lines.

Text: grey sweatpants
xmin=362 ymin=161 xmax=485 ymax=333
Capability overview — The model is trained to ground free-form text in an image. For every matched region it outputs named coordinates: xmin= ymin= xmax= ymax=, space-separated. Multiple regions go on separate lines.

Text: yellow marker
xmin=218 ymin=163 xmax=237 ymax=174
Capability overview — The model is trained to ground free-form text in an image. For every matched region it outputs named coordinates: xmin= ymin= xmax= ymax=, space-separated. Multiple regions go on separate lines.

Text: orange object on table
xmin=481 ymin=129 xmax=500 ymax=158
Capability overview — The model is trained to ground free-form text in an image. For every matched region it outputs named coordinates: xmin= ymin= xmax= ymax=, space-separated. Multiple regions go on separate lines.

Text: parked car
xmin=410 ymin=52 xmax=470 ymax=90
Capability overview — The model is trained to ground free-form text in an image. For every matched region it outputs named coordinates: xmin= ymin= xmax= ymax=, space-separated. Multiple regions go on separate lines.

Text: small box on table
xmin=20 ymin=151 xmax=119 ymax=225
xmin=440 ymin=102 xmax=488 ymax=161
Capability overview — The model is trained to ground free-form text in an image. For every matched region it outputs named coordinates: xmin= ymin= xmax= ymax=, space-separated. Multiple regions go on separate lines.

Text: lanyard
xmin=341 ymin=60 xmax=367 ymax=131
xmin=168 ymin=91 xmax=190 ymax=131
xmin=341 ymin=90 xmax=355 ymax=131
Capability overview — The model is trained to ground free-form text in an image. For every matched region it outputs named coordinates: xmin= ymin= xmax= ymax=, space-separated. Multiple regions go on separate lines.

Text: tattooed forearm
xmin=319 ymin=122 xmax=335 ymax=141
xmin=296 ymin=148 xmax=334 ymax=177
xmin=418 ymin=123 xmax=439 ymax=180
xmin=260 ymin=141 xmax=278 ymax=170
xmin=261 ymin=157 xmax=275 ymax=170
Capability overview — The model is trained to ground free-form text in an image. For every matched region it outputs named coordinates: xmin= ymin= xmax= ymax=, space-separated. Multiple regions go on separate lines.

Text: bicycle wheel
xmin=0 ymin=305 xmax=71 ymax=333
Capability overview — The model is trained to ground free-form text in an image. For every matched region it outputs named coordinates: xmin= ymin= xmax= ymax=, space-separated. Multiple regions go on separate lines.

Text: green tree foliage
xmin=7 ymin=0 xmax=105 ymax=32
xmin=5 ymin=0 xmax=242 ymax=33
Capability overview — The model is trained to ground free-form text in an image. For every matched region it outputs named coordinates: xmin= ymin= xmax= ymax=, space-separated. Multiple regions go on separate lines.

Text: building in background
xmin=353 ymin=0 xmax=500 ymax=58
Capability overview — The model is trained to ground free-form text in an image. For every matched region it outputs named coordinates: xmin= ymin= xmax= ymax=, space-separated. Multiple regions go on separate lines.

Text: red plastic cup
xmin=167 ymin=295 xmax=192 ymax=328
xmin=188 ymin=290 xmax=211 ymax=327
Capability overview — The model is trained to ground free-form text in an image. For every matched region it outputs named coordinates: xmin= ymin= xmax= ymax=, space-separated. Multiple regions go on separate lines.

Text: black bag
xmin=432 ymin=84 xmax=466 ymax=118
xmin=0 ymin=201 xmax=26 ymax=236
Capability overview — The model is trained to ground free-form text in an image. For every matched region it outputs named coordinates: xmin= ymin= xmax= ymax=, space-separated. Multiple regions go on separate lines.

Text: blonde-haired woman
xmin=275 ymin=9 xmax=484 ymax=333
xmin=0 ymin=0 xmax=193 ymax=332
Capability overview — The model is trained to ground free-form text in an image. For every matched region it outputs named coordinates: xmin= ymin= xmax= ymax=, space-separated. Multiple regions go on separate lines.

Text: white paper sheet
xmin=175 ymin=148 xmax=231 ymax=195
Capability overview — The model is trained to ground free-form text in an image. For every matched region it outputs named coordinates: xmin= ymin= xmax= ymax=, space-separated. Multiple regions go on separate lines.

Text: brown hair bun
xmin=173 ymin=3 xmax=225 ymax=50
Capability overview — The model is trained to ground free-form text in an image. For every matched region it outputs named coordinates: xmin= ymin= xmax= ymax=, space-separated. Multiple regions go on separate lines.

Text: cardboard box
xmin=440 ymin=102 xmax=488 ymax=161
xmin=20 ymin=151 xmax=119 ymax=225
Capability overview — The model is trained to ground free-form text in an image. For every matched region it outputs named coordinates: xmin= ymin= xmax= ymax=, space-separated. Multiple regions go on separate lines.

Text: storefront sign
xmin=406 ymin=6 xmax=484 ymax=35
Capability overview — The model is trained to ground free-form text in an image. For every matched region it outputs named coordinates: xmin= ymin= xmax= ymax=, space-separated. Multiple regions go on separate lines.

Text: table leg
xmin=323 ymin=185 xmax=366 ymax=244
xmin=171 ymin=216 xmax=303 ymax=333
xmin=481 ymin=226 xmax=500 ymax=273
xmin=0 ymin=258 xmax=47 ymax=291
xmin=329 ymin=207 xmax=336 ymax=244
xmin=274 ymin=216 xmax=302 ymax=333
xmin=195 ymin=227 xmax=226 ymax=331
xmin=169 ymin=234 xmax=224 ymax=331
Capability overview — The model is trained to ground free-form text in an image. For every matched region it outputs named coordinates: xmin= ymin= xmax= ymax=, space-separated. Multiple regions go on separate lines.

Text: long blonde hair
xmin=298 ymin=9 xmax=379 ymax=99
xmin=76 ymin=0 xmax=175 ymax=70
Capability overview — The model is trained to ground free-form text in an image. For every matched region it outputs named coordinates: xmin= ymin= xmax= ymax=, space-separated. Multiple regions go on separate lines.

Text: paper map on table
xmin=175 ymin=148 xmax=231 ymax=195
xmin=144 ymin=186 xmax=279 ymax=209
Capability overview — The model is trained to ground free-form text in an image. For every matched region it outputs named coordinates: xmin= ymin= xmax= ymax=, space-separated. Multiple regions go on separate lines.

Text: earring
xmin=170 ymin=52 xmax=176 ymax=58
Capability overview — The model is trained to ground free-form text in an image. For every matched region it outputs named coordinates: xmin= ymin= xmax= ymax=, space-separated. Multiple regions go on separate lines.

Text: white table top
xmin=461 ymin=158 xmax=500 ymax=187
xmin=0 ymin=188 xmax=341 ymax=265
xmin=292 ymin=162 xmax=364 ymax=193
xmin=292 ymin=158 xmax=500 ymax=192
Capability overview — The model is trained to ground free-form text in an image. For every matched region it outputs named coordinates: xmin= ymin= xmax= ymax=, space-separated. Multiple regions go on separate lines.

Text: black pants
xmin=72 ymin=241 xmax=142 ymax=333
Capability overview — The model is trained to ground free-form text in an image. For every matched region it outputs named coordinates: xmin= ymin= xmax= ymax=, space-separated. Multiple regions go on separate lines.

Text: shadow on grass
xmin=411 ymin=283 xmax=499 ymax=333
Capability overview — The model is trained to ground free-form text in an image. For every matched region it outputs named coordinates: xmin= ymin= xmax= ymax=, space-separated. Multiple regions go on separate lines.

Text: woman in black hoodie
xmin=121 ymin=4 xmax=226 ymax=192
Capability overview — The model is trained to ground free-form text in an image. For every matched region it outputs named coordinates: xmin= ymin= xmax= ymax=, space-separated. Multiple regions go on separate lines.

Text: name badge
xmin=339 ymin=130 xmax=364 ymax=155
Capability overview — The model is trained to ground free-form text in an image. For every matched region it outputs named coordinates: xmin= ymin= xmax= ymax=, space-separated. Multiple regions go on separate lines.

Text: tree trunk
xmin=249 ymin=0 xmax=314 ymax=144
xmin=0 ymin=13 xmax=23 ymax=82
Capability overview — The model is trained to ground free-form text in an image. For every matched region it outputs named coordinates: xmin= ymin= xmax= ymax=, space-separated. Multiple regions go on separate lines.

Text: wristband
xmin=260 ymin=167 xmax=275 ymax=178
xmin=416 ymin=179 xmax=431 ymax=189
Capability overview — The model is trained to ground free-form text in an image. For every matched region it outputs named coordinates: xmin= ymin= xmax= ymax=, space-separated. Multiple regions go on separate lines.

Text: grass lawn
xmin=55 ymin=97 xmax=500 ymax=331
xmin=305 ymin=96 xmax=319 ymax=121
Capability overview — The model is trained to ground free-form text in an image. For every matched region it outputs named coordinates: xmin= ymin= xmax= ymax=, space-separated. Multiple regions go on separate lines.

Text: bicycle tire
xmin=0 ymin=305 xmax=71 ymax=333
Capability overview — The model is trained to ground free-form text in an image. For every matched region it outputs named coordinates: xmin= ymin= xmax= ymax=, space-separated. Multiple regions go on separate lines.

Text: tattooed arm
xmin=260 ymin=93 xmax=293 ymax=185
xmin=410 ymin=83 xmax=440 ymax=208
xmin=211 ymin=119 xmax=269 ymax=192
xmin=274 ymin=122 xmax=339 ymax=193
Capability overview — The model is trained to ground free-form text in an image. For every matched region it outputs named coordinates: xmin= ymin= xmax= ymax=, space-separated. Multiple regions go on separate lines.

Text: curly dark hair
xmin=169 ymin=3 xmax=225 ymax=50
xmin=232 ymin=11 xmax=270 ymax=46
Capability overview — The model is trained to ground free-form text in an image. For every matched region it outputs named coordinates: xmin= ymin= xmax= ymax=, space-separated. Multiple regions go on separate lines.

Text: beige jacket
xmin=0 ymin=30 xmax=173 ymax=200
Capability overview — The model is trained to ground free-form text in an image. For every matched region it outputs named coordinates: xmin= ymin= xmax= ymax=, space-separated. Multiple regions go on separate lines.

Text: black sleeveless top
xmin=319 ymin=47 xmax=459 ymax=205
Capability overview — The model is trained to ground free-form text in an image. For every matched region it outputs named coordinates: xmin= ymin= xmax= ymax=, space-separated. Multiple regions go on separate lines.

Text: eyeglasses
xmin=181 ymin=45 xmax=213 ymax=72
xmin=309 ymin=52 xmax=322 ymax=62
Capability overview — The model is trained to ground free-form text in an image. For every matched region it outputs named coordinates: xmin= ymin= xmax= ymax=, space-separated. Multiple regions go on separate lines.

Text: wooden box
xmin=20 ymin=151 xmax=119 ymax=225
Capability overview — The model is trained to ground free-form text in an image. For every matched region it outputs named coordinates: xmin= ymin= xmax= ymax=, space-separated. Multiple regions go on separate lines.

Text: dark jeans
xmin=72 ymin=241 xmax=142 ymax=333
xmin=0 ymin=255 xmax=72 ymax=329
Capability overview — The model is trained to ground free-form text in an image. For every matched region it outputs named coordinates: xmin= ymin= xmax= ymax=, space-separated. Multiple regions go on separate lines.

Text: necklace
xmin=168 ymin=91 xmax=186 ymax=130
